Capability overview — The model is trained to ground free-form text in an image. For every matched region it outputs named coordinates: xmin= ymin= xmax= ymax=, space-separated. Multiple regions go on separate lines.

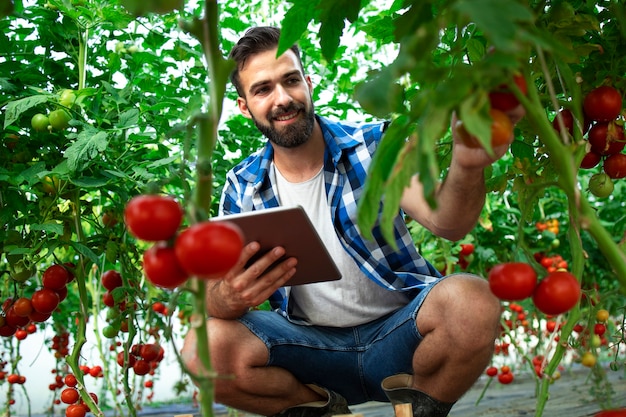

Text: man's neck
xmin=272 ymin=121 xmax=325 ymax=183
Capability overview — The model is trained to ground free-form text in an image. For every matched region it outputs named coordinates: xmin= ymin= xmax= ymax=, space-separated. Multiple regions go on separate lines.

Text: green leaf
xmin=116 ymin=108 xmax=140 ymax=129
xmin=454 ymin=0 xmax=535 ymax=51
xmin=279 ymin=0 xmax=320 ymax=57
xmin=3 ymin=94 xmax=49 ymax=128
xmin=69 ymin=241 xmax=100 ymax=264
xmin=30 ymin=222 xmax=64 ymax=236
xmin=354 ymin=69 xmax=404 ymax=118
xmin=316 ymin=0 xmax=364 ymax=62
xmin=65 ymin=129 xmax=109 ymax=172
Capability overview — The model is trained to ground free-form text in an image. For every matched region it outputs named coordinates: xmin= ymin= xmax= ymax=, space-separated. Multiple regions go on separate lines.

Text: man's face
xmin=236 ymin=48 xmax=315 ymax=148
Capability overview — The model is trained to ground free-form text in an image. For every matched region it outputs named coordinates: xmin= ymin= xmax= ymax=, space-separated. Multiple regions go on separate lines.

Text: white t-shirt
xmin=273 ymin=164 xmax=408 ymax=327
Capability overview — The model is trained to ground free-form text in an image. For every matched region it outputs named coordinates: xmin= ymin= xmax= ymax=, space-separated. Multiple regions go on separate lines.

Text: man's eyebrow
xmin=247 ymin=70 xmax=304 ymax=94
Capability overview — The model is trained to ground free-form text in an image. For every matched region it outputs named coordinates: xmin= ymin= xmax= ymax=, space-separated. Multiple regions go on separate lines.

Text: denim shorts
xmin=237 ymin=279 xmax=445 ymax=405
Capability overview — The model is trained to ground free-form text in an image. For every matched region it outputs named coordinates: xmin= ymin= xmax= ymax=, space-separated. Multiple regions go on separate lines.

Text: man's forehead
xmin=239 ymin=49 xmax=302 ymax=82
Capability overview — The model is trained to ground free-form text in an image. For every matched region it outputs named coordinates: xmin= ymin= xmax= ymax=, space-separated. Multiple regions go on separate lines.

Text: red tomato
xmin=65 ymin=403 xmax=87 ymax=417
xmin=583 ymin=85 xmax=623 ymax=122
xmin=488 ymin=262 xmax=537 ymax=301
xmin=133 ymin=359 xmax=151 ymax=376
xmin=142 ymin=243 xmax=189 ymax=289
xmin=124 ymin=195 xmax=184 ymax=241
xmin=139 ymin=343 xmax=161 ymax=362
xmin=64 ymin=374 xmax=78 ymax=387
xmin=532 ymin=271 xmax=581 ymax=315
xmin=603 ymin=153 xmax=626 ymax=179
xmin=31 ymin=288 xmax=61 ymax=314
xmin=595 ymin=409 xmax=626 ymax=417
xmin=485 ymin=366 xmax=498 ymax=377
xmin=101 ymin=270 xmax=123 ymax=291
xmin=459 ymin=243 xmax=475 ymax=256
xmin=489 ymin=73 xmax=528 ymax=111
xmin=175 ymin=221 xmax=244 ymax=279
xmin=11 ymin=297 xmax=33 ymax=317
xmin=42 ymin=264 xmax=70 ymax=290
xmin=580 ymin=151 xmax=602 ymax=169
xmin=587 ymin=122 xmax=625 ymax=156
xmin=497 ymin=372 xmax=514 ymax=384
xmin=61 ymin=387 xmax=80 ymax=404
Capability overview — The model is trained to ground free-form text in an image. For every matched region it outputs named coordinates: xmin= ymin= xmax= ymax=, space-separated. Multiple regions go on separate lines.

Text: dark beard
xmin=251 ymin=102 xmax=315 ymax=148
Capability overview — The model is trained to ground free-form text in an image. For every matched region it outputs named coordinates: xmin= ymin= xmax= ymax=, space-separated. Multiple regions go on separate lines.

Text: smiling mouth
xmin=273 ymin=111 xmax=299 ymax=122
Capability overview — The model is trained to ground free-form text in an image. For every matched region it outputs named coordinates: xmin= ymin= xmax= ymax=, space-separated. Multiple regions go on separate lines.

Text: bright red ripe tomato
xmin=489 ymin=73 xmax=528 ymax=111
xmin=124 ymin=195 xmax=184 ymax=241
xmin=459 ymin=243 xmax=475 ymax=256
xmin=587 ymin=122 xmax=625 ymax=156
xmin=175 ymin=221 xmax=244 ymax=279
xmin=31 ymin=288 xmax=61 ymax=314
xmin=488 ymin=262 xmax=537 ymax=301
xmin=594 ymin=323 xmax=607 ymax=336
xmin=61 ymin=387 xmax=80 ymax=404
xmin=142 ymin=243 xmax=189 ymax=289
xmin=65 ymin=403 xmax=87 ymax=417
xmin=497 ymin=372 xmax=514 ymax=384
xmin=583 ymin=85 xmax=623 ymax=122
xmin=532 ymin=271 xmax=581 ymax=315
xmin=603 ymin=153 xmax=626 ymax=179
xmin=485 ymin=366 xmax=498 ymax=377
xmin=42 ymin=264 xmax=70 ymax=290
xmin=65 ymin=374 xmax=78 ymax=387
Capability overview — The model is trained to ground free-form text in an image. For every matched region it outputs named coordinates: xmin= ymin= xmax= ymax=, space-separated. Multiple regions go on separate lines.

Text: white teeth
xmin=275 ymin=113 xmax=296 ymax=121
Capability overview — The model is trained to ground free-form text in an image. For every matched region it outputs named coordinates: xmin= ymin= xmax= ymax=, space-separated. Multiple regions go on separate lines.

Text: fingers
xmin=220 ymin=242 xmax=297 ymax=309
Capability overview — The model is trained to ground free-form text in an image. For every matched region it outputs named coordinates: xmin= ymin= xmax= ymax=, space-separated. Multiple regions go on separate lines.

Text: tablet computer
xmin=215 ymin=206 xmax=342 ymax=286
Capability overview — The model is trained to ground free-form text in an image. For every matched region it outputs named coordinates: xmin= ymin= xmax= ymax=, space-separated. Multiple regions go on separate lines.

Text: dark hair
xmin=228 ymin=26 xmax=303 ymax=97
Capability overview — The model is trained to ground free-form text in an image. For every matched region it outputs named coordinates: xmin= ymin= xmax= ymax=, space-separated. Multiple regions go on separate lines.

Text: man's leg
xmin=381 ymin=274 xmax=501 ymax=416
xmin=181 ymin=316 xmax=346 ymax=416
xmin=410 ymin=274 xmax=501 ymax=401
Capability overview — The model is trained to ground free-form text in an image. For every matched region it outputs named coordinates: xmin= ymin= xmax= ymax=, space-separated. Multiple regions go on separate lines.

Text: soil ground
xmin=133 ymin=366 xmax=626 ymax=417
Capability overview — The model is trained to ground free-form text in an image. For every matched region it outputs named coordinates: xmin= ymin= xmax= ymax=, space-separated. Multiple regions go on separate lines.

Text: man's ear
xmin=237 ymin=97 xmax=252 ymax=119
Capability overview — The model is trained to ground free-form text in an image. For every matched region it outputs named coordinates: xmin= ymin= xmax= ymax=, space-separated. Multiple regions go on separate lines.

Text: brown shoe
xmin=269 ymin=385 xmax=351 ymax=417
xmin=381 ymin=374 xmax=454 ymax=417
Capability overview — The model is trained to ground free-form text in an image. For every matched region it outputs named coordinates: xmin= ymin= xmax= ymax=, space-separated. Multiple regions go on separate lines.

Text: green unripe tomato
xmin=59 ymin=89 xmax=77 ymax=107
xmin=102 ymin=324 xmax=120 ymax=339
xmin=48 ymin=109 xmax=71 ymax=130
xmin=31 ymin=113 xmax=50 ymax=132
xmin=588 ymin=173 xmax=614 ymax=198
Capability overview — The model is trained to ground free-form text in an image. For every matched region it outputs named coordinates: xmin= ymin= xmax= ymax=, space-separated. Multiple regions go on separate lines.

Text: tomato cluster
xmin=0 ymin=263 xmax=74 ymax=338
xmin=115 ymin=342 xmax=164 ymax=377
xmin=488 ymin=262 xmax=581 ymax=316
xmin=455 ymin=73 xmax=526 ymax=149
xmin=124 ymin=194 xmax=245 ymax=288
xmin=485 ymin=364 xmax=514 ymax=385
xmin=554 ymin=85 xmax=625 ymax=198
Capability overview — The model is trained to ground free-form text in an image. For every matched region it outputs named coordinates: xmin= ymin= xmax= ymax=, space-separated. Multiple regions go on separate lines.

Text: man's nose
xmin=273 ymin=84 xmax=293 ymax=107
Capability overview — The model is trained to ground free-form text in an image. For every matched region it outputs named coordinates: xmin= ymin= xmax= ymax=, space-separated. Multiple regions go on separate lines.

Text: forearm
xmin=431 ymin=161 xmax=486 ymax=240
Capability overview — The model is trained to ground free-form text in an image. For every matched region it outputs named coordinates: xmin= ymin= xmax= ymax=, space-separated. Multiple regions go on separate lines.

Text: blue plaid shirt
xmin=219 ymin=116 xmax=441 ymax=318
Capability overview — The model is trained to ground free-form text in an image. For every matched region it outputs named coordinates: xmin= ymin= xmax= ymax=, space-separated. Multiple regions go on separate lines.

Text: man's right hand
xmin=205 ymin=242 xmax=297 ymax=319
